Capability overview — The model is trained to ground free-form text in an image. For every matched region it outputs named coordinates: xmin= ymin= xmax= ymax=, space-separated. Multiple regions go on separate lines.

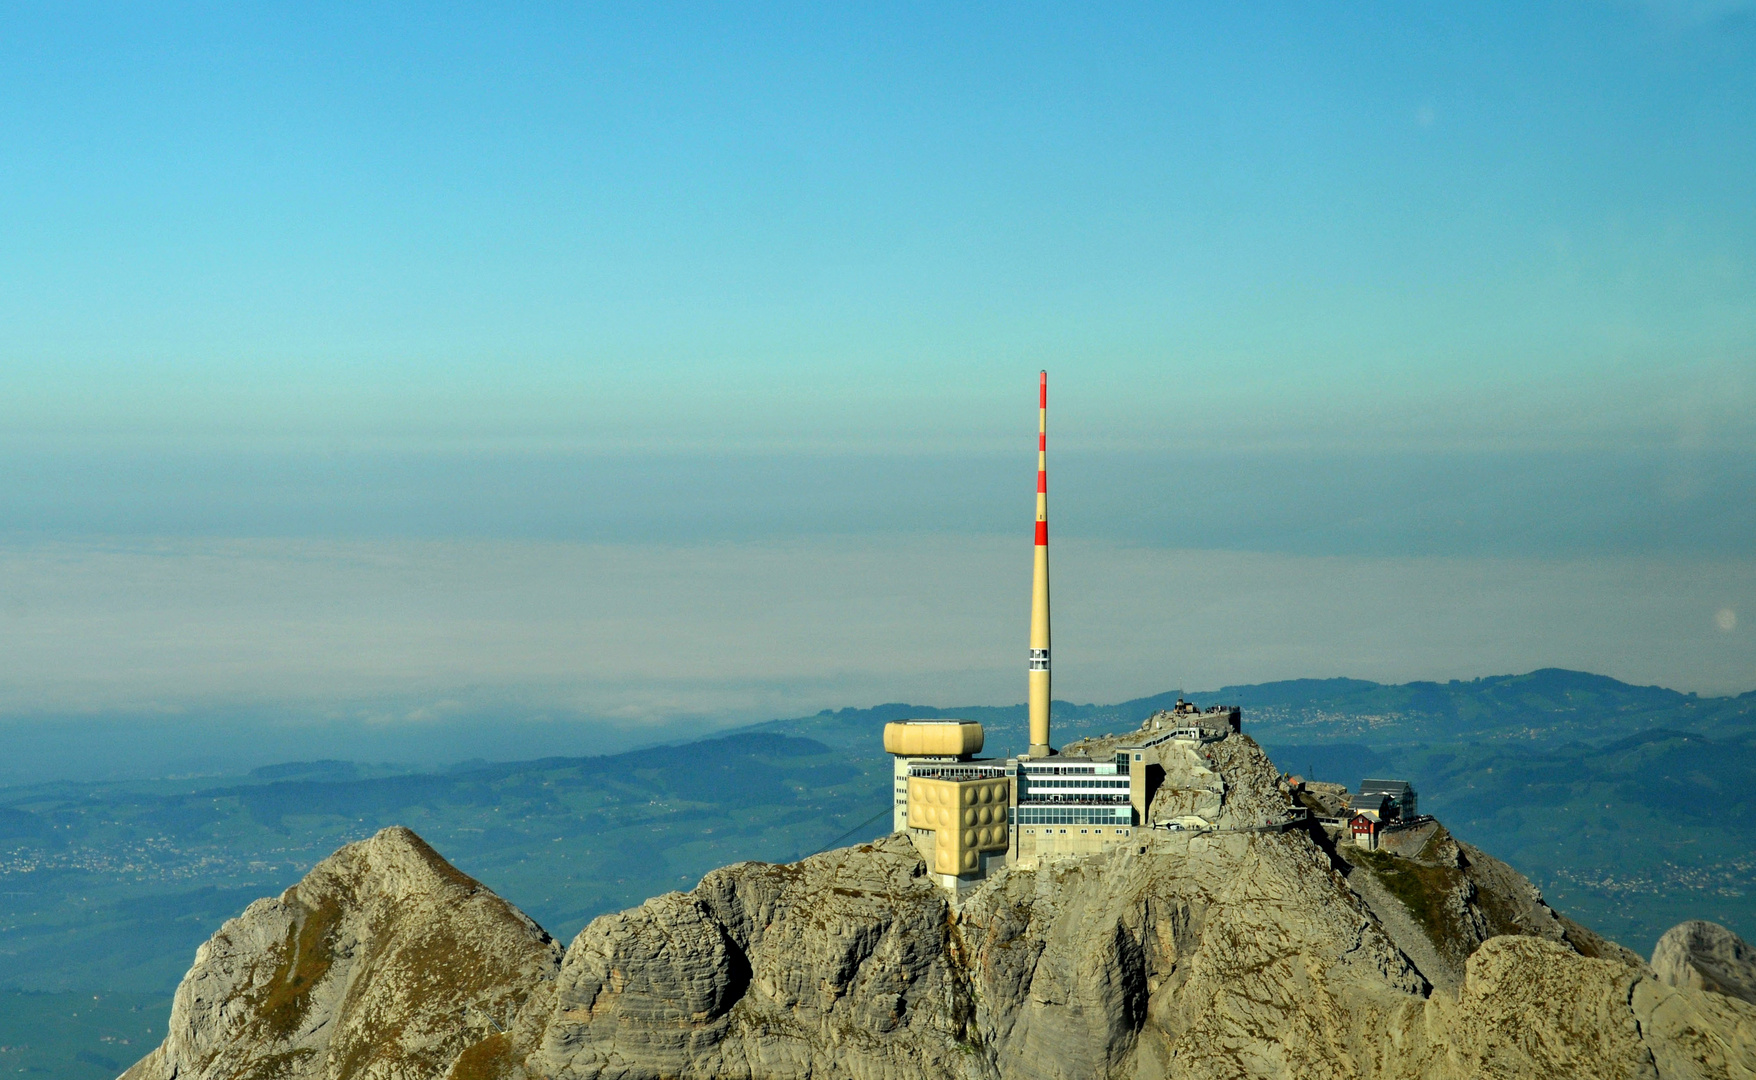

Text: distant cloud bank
xmin=1 ymin=537 xmax=1749 ymax=728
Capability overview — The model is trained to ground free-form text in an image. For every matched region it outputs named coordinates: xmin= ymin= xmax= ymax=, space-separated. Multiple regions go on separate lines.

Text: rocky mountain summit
xmin=1652 ymin=920 xmax=1756 ymax=1007
xmin=124 ymin=734 xmax=1756 ymax=1080
xmin=120 ymin=826 xmax=562 ymax=1080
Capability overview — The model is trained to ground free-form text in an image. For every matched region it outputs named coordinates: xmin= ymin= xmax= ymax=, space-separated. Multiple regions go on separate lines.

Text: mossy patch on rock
xmin=122 ymin=826 xmax=562 ymax=1080
xmin=255 ymin=894 xmax=345 ymax=1044
xmin=1344 ymin=845 xmax=1470 ymax=954
xmin=447 ymin=1033 xmax=516 ymax=1080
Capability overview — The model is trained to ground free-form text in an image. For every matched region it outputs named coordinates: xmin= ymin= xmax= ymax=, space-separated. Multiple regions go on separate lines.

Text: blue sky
xmin=3 ymin=2 xmax=1751 ymax=451
xmin=0 ymin=4 xmax=1752 ymax=755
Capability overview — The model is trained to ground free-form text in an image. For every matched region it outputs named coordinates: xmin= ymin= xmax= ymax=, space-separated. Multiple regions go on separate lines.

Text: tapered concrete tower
xmin=1027 ymin=370 xmax=1053 ymax=757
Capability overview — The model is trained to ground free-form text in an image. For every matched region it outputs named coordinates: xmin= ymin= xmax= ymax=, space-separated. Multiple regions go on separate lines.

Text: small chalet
xmin=1349 ymin=808 xmax=1382 ymax=850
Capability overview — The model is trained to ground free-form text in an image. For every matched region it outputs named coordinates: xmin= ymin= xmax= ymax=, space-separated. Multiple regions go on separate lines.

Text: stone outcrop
xmin=124 ymin=737 xmax=1756 ymax=1080
xmin=1652 ymin=920 xmax=1756 ymax=1007
xmin=535 ymin=837 xmax=963 ymax=1080
xmin=1061 ymin=728 xmax=1289 ymax=830
xmin=1375 ymin=936 xmax=1666 ymax=1079
xmin=1633 ymin=971 xmax=1756 ymax=1079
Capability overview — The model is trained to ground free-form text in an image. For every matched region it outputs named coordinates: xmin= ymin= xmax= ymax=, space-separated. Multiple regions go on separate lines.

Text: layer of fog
xmin=0 ymin=535 xmax=1747 ymax=782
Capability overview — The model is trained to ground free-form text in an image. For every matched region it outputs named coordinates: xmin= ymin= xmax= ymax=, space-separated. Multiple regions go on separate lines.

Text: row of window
xmin=1013 ymin=807 xmax=1133 ymax=825
xmin=907 ymin=767 xmax=1006 ymax=780
xmin=1018 ymin=795 xmax=1130 ymax=805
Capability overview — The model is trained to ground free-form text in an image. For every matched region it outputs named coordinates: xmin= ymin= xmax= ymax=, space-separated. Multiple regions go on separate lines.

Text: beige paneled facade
xmin=906 ymin=775 xmax=1009 ymax=878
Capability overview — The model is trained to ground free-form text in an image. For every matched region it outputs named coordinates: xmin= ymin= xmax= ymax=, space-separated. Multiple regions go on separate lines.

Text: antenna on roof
xmin=1027 ymin=370 xmax=1053 ymax=758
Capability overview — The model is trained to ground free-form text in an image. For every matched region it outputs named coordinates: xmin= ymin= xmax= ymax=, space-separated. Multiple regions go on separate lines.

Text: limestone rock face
xmin=534 ymin=838 xmax=966 ymax=1080
xmin=120 ymin=826 xmax=562 ymax=1080
xmin=1632 ymin=973 xmax=1756 ymax=1080
xmin=528 ymin=825 xmax=1430 ymax=1080
xmin=1142 ymin=740 xmax=1226 ymax=826
xmin=1375 ymin=936 xmax=1658 ymax=1080
xmin=1653 ymin=920 xmax=1756 ymax=1006
xmin=1370 ymin=936 xmax=1756 ymax=1080
xmin=963 ymin=831 xmax=1424 ymax=1080
xmin=124 ymin=736 xmax=1756 ymax=1080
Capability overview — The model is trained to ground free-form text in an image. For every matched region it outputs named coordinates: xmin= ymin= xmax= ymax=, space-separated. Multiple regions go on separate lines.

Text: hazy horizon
xmin=2 ymin=3 xmax=1751 ymax=764
xmin=1 ymin=531 xmax=1748 ymax=785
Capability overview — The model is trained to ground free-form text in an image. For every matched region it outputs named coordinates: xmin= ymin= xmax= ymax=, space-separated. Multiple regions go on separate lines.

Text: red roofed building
xmin=1350 ymin=809 xmax=1382 ymax=850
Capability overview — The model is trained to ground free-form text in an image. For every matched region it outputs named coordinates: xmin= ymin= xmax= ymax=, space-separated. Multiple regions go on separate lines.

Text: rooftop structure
xmin=881 ymin=720 xmax=983 ymax=759
xmin=883 ymin=719 xmax=1008 ymax=891
xmin=1359 ymin=778 xmax=1418 ymax=820
xmin=883 ymin=718 xmax=991 ymax=836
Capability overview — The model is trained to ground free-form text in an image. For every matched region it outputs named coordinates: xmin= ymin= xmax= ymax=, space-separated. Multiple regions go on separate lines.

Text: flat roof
xmin=1360 ymin=779 xmax=1413 ymax=792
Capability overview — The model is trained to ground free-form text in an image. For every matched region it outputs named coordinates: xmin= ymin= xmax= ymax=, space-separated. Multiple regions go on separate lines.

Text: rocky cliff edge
xmin=123 ymin=736 xmax=1756 ymax=1080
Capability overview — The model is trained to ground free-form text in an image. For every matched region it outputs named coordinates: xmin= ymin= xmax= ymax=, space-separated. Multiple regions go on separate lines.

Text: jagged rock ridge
xmin=125 ymin=735 xmax=1756 ymax=1080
